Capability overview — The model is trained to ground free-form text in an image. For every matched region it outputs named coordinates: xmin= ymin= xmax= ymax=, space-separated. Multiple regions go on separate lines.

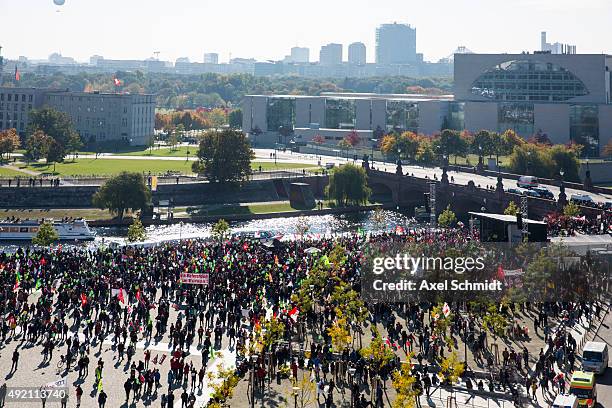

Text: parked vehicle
xmin=517 ymin=176 xmax=538 ymax=188
xmin=569 ymin=371 xmax=597 ymax=408
xmin=551 ymin=394 xmax=578 ymax=408
xmin=570 ymin=194 xmax=595 ymax=206
xmin=582 ymin=341 xmax=608 ymax=375
xmin=531 ymin=186 xmax=554 ymax=199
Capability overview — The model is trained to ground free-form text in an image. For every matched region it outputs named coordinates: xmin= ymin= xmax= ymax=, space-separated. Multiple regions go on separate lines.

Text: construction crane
xmin=153 ymin=51 xmax=160 ymax=61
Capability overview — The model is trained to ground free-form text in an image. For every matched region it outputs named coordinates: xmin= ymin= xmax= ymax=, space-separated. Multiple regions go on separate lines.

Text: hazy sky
xmin=1 ymin=0 xmax=610 ymax=64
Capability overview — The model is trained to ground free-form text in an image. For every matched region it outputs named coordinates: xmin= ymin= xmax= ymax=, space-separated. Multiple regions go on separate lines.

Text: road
xmin=590 ymin=310 xmax=612 ymax=407
xmin=6 ymin=147 xmax=612 ymax=204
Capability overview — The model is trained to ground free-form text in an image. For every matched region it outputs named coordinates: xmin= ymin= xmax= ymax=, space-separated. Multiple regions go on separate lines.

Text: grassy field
xmin=120 ymin=146 xmax=194 ymax=157
xmin=187 ymin=202 xmax=329 ymax=217
xmin=19 ymin=159 xmax=317 ymax=176
xmin=0 ymin=208 xmax=113 ymax=220
xmin=0 ymin=167 xmax=28 ymax=177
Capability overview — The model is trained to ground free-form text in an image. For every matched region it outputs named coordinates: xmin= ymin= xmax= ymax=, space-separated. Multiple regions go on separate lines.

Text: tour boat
xmin=0 ymin=219 xmax=96 ymax=241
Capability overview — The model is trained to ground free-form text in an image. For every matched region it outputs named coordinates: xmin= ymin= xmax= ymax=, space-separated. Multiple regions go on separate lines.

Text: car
xmin=602 ymin=202 xmax=612 ymax=211
xmin=523 ymin=189 xmax=541 ymax=198
xmin=517 ymin=176 xmax=538 ymax=188
xmin=570 ymin=194 xmax=595 ymax=206
xmin=507 ymin=187 xmax=524 ymax=195
xmin=531 ymin=186 xmax=554 ymax=199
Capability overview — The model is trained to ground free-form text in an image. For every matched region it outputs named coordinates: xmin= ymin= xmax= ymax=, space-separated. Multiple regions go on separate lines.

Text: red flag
xmin=497 ymin=265 xmax=505 ymax=280
xmin=288 ymin=307 xmax=299 ymax=322
xmin=118 ymin=288 xmax=125 ymax=304
xmin=80 ymin=293 xmax=87 ymax=307
xmin=113 ymin=77 xmax=121 ymax=86
xmin=136 ymin=289 xmax=141 ymax=302
xmin=14 ymin=66 xmax=20 ymax=81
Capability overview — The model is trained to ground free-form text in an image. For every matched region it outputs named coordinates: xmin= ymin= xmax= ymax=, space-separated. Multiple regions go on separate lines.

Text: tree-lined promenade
xmin=0 ymin=223 xmax=607 ymax=408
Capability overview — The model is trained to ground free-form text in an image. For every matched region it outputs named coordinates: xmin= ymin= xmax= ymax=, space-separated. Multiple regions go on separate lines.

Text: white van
xmin=517 ymin=176 xmax=538 ymax=188
xmin=582 ymin=341 xmax=609 ymax=374
xmin=551 ymin=394 xmax=578 ymax=408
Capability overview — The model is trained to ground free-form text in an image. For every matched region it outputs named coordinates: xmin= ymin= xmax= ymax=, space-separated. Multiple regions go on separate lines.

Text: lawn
xmin=120 ymin=146 xmax=194 ymax=157
xmin=20 ymin=159 xmax=317 ymax=176
xmin=0 ymin=208 xmax=113 ymax=220
xmin=187 ymin=202 xmax=329 ymax=217
xmin=0 ymin=167 xmax=28 ymax=177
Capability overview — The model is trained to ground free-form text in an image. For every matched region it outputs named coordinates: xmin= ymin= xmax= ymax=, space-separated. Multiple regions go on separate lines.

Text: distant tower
xmin=319 ymin=43 xmax=342 ymax=65
xmin=348 ymin=42 xmax=366 ymax=65
xmin=541 ymin=32 xmax=547 ymax=51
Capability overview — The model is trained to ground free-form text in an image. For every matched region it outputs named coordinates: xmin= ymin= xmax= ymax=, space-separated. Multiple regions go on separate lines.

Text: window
xmin=570 ymin=105 xmax=599 ymax=157
xmin=324 ymin=99 xmax=356 ymax=129
xmin=444 ymin=102 xmax=465 ymax=131
xmin=498 ymin=103 xmax=534 ymax=136
xmin=266 ymin=97 xmax=296 ymax=132
xmin=386 ymin=101 xmax=419 ymax=133
xmin=471 ymin=60 xmax=589 ymax=102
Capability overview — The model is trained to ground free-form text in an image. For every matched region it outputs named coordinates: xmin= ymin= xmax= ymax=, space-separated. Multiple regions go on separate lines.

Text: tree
xmin=228 ymin=109 xmax=243 ymax=129
xmin=344 ymin=130 xmax=360 ymax=148
xmin=359 ymin=328 xmax=396 ymax=376
xmin=25 ymin=130 xmax=53 ymax=161
xmin=326 ymin=164 xmax=371 ymax=206
xmin=392 ymin=362 xmax=418 ymax=408
xmin=32 ymin=221 xmax=59 ymax=246
xmin=65 ymin=131 xmax=83 ymax=160
xmin=439 ymin=352 xmax=465 ymax=385
xmin=46 ymin=139 xmax=65 ymax=173
xmin=482 ymin=303 xmax=509 ymax=342
xmin=438 ymin=205 xmax=457 ymax=228
xmin=192 ymin=129 xmax=254 ymax=184
xmin=92 ymin=172 xmax=151 ymax=220
xmin=295 ymin=216 xmax=310 ymax=239
xmin=504 ymin=201 xmax=520 ymax=216
xmin=563 ymin=202 xmax=581 ymax=217
xmin=27 ymin=107 xmax=79 ymax=160
xmin=127 ymin=218 xmax=147 ymax=242
xmin=211 ymin=219 xmax=230 ymax=241
xmin=0 ymin=128 xmax=20 ymax=162
xmin=327 ymin=317 xmax=352 ymax=353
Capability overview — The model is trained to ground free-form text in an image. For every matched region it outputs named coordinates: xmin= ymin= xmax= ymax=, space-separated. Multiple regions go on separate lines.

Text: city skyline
xmin=1 ymin=0 xmax=611 ymax=64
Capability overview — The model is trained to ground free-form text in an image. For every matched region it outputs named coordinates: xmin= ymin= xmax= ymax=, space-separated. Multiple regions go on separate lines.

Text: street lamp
xmin=348 ymin=367 xmax=357 ymax=408
xmin=370 ymin=138 xmax=378 ymax=163
xmin=250 ymin=354 xmax=259 ymax=408
xmin=526 ymin=151 xmax=532 ymax=176
xmin=292 ymin=386 xmax=300 ymax=408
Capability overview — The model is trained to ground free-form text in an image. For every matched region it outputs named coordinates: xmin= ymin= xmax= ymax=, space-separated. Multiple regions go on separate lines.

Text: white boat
xmin=0 ymin=219 xmax=96 ymax=241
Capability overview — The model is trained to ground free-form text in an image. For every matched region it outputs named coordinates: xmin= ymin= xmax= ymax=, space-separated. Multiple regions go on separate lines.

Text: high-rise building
xmin=376 ymin=23 xmax=416 ymax=64
xmin=204 ymin=53 xmax=219 ymax=64
xmin=348 ymin=42 xmax=366 ymax=65
xmin=541 ymin=32 xmax=576 ymax=55
xmin=290 ymin=47 xmax=309 ymax=63
xmin=89 ymin=55 xmax=103 ymax=65
xmin=319 ymin=43 xmax=342 ymax=65
xmin=176 ymin=57 xmax=190 ymax=64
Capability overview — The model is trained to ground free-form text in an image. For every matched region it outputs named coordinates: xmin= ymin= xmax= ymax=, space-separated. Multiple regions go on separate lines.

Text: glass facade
xmin=498 ymin=103 xmax=534 ymax=136
xmin=471 ymin=60 xmax=589 ymax=102
xmin=325 ymin=99 xmax=356 ymax=129
xmin=266 ymin=97 xmax=295 ymax=132
xmin=570 ymin=105 xmax=599 ymax=157
xmin=444 ymin=102 xmax=465 ymax=131
xmin=386 ymin=101 xmax=418 ymax=133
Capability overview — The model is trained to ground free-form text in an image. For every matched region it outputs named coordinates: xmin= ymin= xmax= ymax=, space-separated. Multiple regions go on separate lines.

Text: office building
xmin=348 ymin=42 xmax=367 ymax=65
xmin=242 ymin=53 xmax=612 ymax=156
xmin=541 ymin=32 xmax=576 ymax=55
xmin=319 ymin=43 xmax=342 ymax=65
xmin=290 ymin=47 xmax=309 ymax=63
xmin=376 ymin=23 xmax=417 ymax=64
xmin=204 ymin=53 xmax=219 ymax=64
xmin=0 ymin=87 xmax=155 ymax=145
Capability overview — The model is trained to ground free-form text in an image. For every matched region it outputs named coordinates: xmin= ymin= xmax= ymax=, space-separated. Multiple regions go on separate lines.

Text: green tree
xmin=439 ymin=352 xmax=465 ymax=384
xmin=25 ymin=130 xmax=53 ymax=161
xmin=211 ymin=219 xmax=230 ymax=241
xmin=482 ymin=303 xmax=509 ymax=341
xmin=92 ymin=172 xmax=151 ymax=220
xmin=359 ymin=328 xmax=396 ymax=376
xmin=504 ymin=201 xmax=520 ymax=216
xmin=127 ymin=218 xmax=147 ymax=242
xmin=45 ymin=139 xmax=65 ymax=173
xmin=0 ymin=128 xmax=20 ymax=162
xmin=27 ymin=107 xmax=79 ymax=159
xmin=392 ymin=362 xmax=418 ymax=408
xmin=563 ymin=202 xmax=581 ymax=217
xmin=327 ymin=316 xmax=352 ymax=353
xmin=437 ymin=205 xmax=457 ymax=228
xmin=192 ymin=129 xmax=254 ymax=183
xmin=32 ymin=221 xmax=59 ymax=246
xmin=228 ymin=109 xmax=242 ymax=129
xmin=65 ymin=131 xmax=84 ymax=160
xmin=326 ymin=164 xmax=371 ymax=206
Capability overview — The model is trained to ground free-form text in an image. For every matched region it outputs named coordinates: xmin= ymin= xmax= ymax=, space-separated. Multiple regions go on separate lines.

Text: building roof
xmin=468 ymin=212 xmax=547 ymax=225
xmin=244 ymin=92 xmax=454 ymax=102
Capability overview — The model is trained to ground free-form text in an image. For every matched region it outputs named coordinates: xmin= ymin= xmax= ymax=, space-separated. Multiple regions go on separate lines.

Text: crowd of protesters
xmin=0 ymin=226 xmax=605 ymax=407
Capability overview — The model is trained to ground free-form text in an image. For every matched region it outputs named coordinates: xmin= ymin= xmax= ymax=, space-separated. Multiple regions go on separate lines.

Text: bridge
xmin=365 ymin=160 xmax=606 ymax=220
